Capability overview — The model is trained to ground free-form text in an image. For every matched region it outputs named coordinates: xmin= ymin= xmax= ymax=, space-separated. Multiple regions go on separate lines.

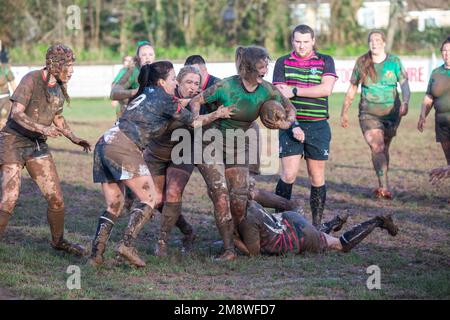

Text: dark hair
xmin=134 ymin=40 xmax=154 ymax=68
xmin=235 ymin=46 xmax=269 ymax=80
xmin=356 ymin=30 xmax=386 ymax=84
xmin=130 ymin=61 xmax=174 ymax=102
xmin=441 ymin=36 xmax=450 ymax=51
xmin=184 ymin=55 xmax=206 ymax=66
xmin=291 ymin=24 xmax=315 ymax=40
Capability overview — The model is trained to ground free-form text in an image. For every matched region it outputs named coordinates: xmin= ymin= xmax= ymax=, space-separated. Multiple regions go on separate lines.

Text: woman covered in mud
xmin=89 ymin=61 xmax=235 ymax=267
xmin=144 ymin=66 xmax=202 ymax=257
xmin=340 ymin=30 xmax=410 ymax=200
xmin=187 ymin=46 xmax=297 ymax=260
xmin=0 ymin=44 xmax=91 ymax=255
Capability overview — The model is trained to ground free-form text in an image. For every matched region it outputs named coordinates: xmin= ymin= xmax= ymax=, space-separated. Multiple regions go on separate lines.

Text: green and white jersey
xmin=351 ymin=54 xmax=407 ymax=121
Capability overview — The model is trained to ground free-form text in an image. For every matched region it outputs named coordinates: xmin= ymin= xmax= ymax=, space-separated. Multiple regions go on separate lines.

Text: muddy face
xmin=58 ymin=63 xmax=74 ymax=83
xmin=178 ymin=73 xmax=201 ymax=98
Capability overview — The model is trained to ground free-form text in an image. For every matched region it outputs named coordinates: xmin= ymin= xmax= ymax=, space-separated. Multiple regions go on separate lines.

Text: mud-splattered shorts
xmin=282 ymin=211 xmax=328 ymax=254
xmin=435 ymin=118 xmax=450 ymax=143
xmin=0 ymin=132 xmax=50 ymax=166
xmin=279 ymin=120 xmax=331 ymax=160
xmin=359 ymin=115 xmax=401 ymax=139
xmin=93 ymin=127 xmax=150 ymax=183
xmin=144 ymin=147 xmax=194 ymax=177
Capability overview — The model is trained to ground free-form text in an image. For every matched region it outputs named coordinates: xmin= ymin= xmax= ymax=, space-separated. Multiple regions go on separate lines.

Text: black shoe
xmin=332 ymin=212 xmax=350 ymax=232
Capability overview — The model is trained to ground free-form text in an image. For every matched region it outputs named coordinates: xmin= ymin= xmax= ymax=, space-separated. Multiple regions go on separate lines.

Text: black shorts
xmin=435 ymin=119 xmax=450 ymax=143
xmin=279 ymin=120 xmax=331 ymax=160
xmin=359 ymin=115 xmax=401 ymax=139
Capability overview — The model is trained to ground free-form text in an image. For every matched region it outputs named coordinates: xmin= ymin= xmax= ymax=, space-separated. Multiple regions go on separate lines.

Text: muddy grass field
xmin=0 ymin=93 xmax=448 ymax=300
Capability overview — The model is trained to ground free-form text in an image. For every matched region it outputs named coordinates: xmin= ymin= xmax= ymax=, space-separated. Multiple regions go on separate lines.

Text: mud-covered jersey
xmin=145 ymin=89 xmax=194 ymax=161
xmin=0 ymin=64 xmax=14 ymax=95
xmin=112 ymin=66 xmax=139 ymax=90
xmin=273 ymin=51 xmax=337 ymax=122
xmin=238 ymin=201 xmax=313 ymax=255
xmin=351 ymin=54 xmax=407 ymax=121
xmin=4 ymin=69 xmax=64 ymax=141
xmin=426 ymin=65 xmax=450 ymax=126
xmin=200 ymin=74 xmax=221 ymax=115
xmin=145 ymin=75 xmax=222 ymax=162
xmin=202 ymin=75 xmax=286 ymax=134
xmin=118 ymin=86 xmax=194 ymax=150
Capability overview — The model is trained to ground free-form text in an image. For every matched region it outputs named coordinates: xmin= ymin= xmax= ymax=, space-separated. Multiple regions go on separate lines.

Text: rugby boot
xmin=176 ymin=213 xmax=195 ymax=254
xmin=116 ymin=202 xmax=155 ymax=267
xmin=377 ymin=214 xmax=399 ymax=236
xmin=374 ymin=188 xmax=393 ymax=200
xmin=88 ymin=211 xmax=117 ymax=267
xmin=116 ymin=241 xmax=146 ymax=267
xmin=319 ymin=212 xmax=349 ymax=234
xmin=52 ymin=237 xmax=87 ymax=256
xmin=48 ymin=207 xmax=87 ymax=256
xmin=181 ymin=232 xmax=196 ymax=255
xmin=214 ymin=249 xmax=237 ymax=262
xmin=214 ymin=218 xmax=237 ymax=261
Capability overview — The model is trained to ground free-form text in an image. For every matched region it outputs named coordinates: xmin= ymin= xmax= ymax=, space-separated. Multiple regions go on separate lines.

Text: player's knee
xmin=165 ymin=186 xmax=183 ymax=203
xmin=0 ymin=200 xmax=17 ymax=214
xmin=370 ymin=143 xmax=385 ymax=154
xmin=229 ymin=187 xmax=248 ymax=206
xmin=281 ymin=171 xmax=297 ymax=184
xmin=48 ymin=195 xmax=64 ymax=211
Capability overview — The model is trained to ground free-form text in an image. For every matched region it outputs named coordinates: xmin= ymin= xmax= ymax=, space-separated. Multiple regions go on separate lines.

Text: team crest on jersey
xmin=311 ymin=67 xmax=318 ymax=75
xmin=385 ymin=71 xmax=395 ymax=79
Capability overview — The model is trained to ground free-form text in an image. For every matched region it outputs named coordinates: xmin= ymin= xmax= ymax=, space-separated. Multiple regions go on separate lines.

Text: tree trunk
xmin=386 ymin=0 xmax=405 ymax=52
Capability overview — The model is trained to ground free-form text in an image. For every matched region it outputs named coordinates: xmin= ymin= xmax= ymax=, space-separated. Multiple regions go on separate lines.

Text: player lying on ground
xmin=235 ymin=178 xmax=398 ymax=256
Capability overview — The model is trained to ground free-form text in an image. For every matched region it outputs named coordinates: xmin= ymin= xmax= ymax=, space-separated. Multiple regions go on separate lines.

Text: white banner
xmin=10 ymin=57 xmax=442 ymax=97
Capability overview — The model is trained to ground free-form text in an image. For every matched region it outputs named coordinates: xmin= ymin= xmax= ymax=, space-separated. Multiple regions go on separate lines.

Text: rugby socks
xmin=339 ymin=217 xmax=381 ymax=252
xmin=275 ymin=179 xmax=293 ymax=200
xmin=47 ymin=207 xmax=65 ymax=245
xmin=160 ymin=202 xmax=182 ymax=241
xmin=310 ymin=185 xmax=326 ymax=227
xmin=0 ymin=209 xmax=11 ymax=237
xmin=90 ymin=211 xmax=117 ymax=261
xmin=122 ymin=202 xmax=155 ymax=247
xmin=176 ymin=213 xmax=193 ymax=236
xmin=156 ymin=202 xmax=182 ymax=256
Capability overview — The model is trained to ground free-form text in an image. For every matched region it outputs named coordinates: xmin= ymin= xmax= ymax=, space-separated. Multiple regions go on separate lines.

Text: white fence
xmin=10 ymin=57 xmax=442 ymax=97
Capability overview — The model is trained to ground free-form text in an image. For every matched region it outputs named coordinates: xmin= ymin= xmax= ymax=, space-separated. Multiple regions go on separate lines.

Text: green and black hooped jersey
xmin=426 ymin=64 xmax=450 ymax=126
xmin=350 ymin=54 xmax=407 ymax=121
xmin=273 ymin=51 xmax=337 ymax=122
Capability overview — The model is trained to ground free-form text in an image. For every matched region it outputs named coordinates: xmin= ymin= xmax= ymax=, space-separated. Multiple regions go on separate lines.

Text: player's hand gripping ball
xmin=260 ymin=100 xmax=290 ymax=130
